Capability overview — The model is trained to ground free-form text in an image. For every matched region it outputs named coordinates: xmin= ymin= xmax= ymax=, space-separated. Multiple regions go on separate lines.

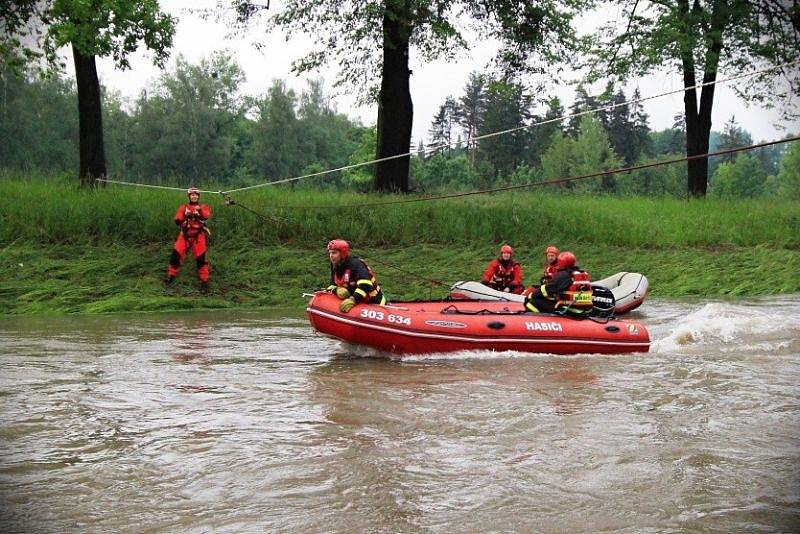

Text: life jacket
xmin=489 ymin=260 xmax=519 ymax=290
xmin=556 ymin=269 xmax=593 ymax=312
xmin=541 ymin=263 xmax=558 ymax=284
xmin=333 ymin=259 xmax=382 ymax=301
xmin=180 ymin=203 xmax=209 ymax=239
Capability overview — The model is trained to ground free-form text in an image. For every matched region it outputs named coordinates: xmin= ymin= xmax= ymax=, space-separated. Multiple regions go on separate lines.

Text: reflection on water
xmin=0 ymin=299 xmax=799 ymax=532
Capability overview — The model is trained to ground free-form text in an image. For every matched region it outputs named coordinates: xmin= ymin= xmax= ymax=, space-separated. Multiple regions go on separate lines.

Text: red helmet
xmin=500 ymin=245 xmax=513 ymax=255
xmin=545 ymin=245 xmax=559 ymax=255
xmin=327 ymin=239 xmax=350 ymax=260
xmin=187 ymin=187 xmax=200 ymax=197
xmin=556 ymin=251 xmax=576 ymax=269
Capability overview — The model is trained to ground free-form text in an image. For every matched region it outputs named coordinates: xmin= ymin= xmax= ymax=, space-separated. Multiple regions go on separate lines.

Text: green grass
xmin=1 ymin=173 xmax=798 ymax=315
xmin=2 ymin=172 xmax=799 ymax=250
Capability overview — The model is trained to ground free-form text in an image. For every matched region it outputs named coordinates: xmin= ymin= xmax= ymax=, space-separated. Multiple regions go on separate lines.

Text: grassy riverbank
xmin=1 ymin=174 xmax=798 ymax=315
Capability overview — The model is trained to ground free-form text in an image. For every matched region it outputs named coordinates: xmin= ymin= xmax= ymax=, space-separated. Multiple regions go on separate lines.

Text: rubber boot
xmin=200 ymin=281 xmax=209 ymax=294
xmin=164 ymin=275 xmax=176 ymax=287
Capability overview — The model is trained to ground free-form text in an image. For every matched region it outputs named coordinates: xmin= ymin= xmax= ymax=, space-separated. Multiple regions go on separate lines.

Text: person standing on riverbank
xmin=482 ymin=245 xmax=524 ymax=294
xmin=326 ymin=239 xmax=386 ymax=312
xmin=165 ymin=187 xmax=212 ymax=292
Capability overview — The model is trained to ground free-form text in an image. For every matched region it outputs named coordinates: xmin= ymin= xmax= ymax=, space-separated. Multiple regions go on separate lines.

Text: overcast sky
xmin=80 ymin=1 xmax=798 ymax=148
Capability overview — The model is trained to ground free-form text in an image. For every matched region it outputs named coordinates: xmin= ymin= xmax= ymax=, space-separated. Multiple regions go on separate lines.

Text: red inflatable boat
xmin=306 ymin=292 xmax=650 ymax=356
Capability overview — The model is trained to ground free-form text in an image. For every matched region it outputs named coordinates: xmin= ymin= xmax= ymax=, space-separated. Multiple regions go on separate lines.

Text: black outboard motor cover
xmin=590 ymin=285 xmax=616 ymax=318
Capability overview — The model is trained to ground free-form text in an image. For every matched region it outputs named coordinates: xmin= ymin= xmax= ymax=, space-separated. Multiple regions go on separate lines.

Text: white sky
xmin=82 ymin=1 xmax=798 ymax=147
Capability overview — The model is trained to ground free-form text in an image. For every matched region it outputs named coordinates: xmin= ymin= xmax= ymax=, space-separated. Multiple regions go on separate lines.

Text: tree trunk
xmin=72 ymin=46 xmax=106 ymax=186
xmin=373 ymin=0 xmax=412 ymax=193
xmin=679 ymin=0 xmax=725 ymax=198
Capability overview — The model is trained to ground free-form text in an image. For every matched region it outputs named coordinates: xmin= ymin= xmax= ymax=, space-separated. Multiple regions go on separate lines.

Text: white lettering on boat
xmin=524 ymin=321 xmax=564 ymax=332
xmin=425 ymin=320 xmax=468 ymax=329
xmin=360 ymin=309 xmax=411 ymax=326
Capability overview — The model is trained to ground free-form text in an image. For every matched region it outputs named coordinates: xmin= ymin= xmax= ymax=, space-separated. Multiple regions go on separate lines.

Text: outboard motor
xmin=590 ymin=285 xmax=616 ymax=318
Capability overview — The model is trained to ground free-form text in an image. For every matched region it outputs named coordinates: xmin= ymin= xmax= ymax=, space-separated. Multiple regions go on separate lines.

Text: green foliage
xmin=709 ymin=115 xmax=754 ymax=177
xmin=340 ymin=126 xmax=377 ymax=191
xmin=540 ymin=131 xmax=574 ymax=192
xmin=51 ymin=0 xmax=174 ymax=68
xmin=427 ymin=97 xmax=459 ymax=155
xmin=414 ymin=153 xmax=480 ymax=192
xmin=590 ymin=1 xmax=798 ymax=93
xmin=456 ymin=72 xmax=487 ymax=161
xmin=2 ymin=0 xmax=175 ymax=71
xmin=472 ymin=1 xmax=592 ymax=77
xmin=0 ymin=1 xmax=44 ymax=72
xmin=476 ymin=79 xmax=532 ymax=178
xmin=776 ymin=140 xmax=800 ymax=200
xmin=571 ymin=115 xmax=622 ymax=194
xmin=617 ymin=153 xmax=687 ymax=197
xmin=125 ymin=53 xmax=245 ymax=181
xmin=248 ymin=80 xmax=302 ymax=181
xmin=539 ymin=116 xmax=621 ymax=194
xmin=651 ymin=128 xmax=686 ymax=156
xmin=588 ymin=0 xmax=800 ymax=196
xmin=0 ymin=69 xmax=79 ymax=170
xmin=710 ymin=154 xmax=767 ymax=198
xmin=232 ymin=1 xmax=467 ymax=103
xmin=0 ymin=58 xmax=367 ymax=186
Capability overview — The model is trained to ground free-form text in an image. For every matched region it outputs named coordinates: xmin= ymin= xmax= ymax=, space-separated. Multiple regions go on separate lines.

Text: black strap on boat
xmin=441 ymin=304 xmax=528 ymax=316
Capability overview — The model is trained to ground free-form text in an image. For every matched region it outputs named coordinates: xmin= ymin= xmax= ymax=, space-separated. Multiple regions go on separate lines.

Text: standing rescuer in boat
xmin=524 ymin=251 xmax=593 ymax=316
xmin=481 ymin=245 xmax=524 ymax=294
xmin=165 ymin=187 xmax=212 ymax=292
xmin=326 ymin=239 xmax=387 ymax=313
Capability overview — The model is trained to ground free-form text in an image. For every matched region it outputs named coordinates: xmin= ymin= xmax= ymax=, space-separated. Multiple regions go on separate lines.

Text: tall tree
xmin=477 ymin=78 xmax=532 ymax=180
xmin=227 ymin=0 xmax=469 ymax=192
xmin=456 ymin=72 xmax=487 ymax=167
xmin=710 ymin=114 xmax=753 ymax=177
xmin=296 ymin=78 xmax=362 ymax=174
xmin=230 ymin=1 xmax=587 ymax=192
xmin=1 ymin=0 xmax=175 ymax=185
xmin=606 ymin=89 xmax=632 ymax=164
xmin=629 ymin=88 xmax=653 ymax=159
xmin=717 ymin=115 xmax=753 ymax=155
xmin=528 ymin=96 xmax=565 ymax=167
xmin=540 ymin=131 xmax=575 ymax=192
xmin=589 ymin=0 xmax=800 ymax=197
xmin=566 ymin=85 xmax=602 ymax=138
xmin=571 ymin=114 xmax=622 ymax=194
xmin=248 ymin=80 xmax=303 ymax=182
xmin=427 ymin=96 xmax=458 ymax=156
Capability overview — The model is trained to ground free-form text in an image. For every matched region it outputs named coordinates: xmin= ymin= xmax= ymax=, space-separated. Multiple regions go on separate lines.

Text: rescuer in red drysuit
xmin=165 ymin=187 xmax=212 ymax=292
xmin=481 ymin=245 xmax=524 ymax=294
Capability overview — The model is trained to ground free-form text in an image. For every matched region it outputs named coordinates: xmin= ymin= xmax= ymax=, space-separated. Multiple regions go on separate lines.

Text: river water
xmin=1 ymin=297 xmax=799 ymax=533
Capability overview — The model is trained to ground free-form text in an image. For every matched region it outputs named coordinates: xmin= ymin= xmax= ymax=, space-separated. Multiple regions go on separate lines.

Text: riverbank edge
xmin=1 ymin=243 xmax=798 ymax=315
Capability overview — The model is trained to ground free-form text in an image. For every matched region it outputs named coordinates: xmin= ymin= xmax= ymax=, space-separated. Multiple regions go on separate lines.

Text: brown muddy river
xmin=1 ymin=297 xmax=799 ymax=532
